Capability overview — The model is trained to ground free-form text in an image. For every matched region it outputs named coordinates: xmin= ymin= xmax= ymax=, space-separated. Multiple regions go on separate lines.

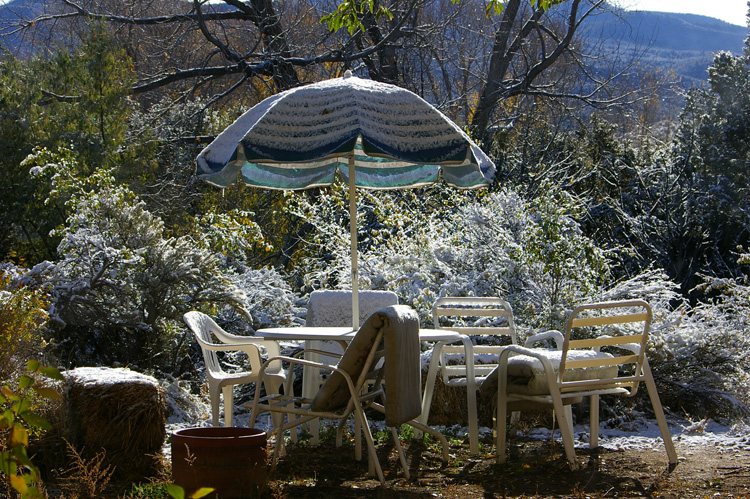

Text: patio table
xmin=256 ymin=326 xmax=462 ymax=445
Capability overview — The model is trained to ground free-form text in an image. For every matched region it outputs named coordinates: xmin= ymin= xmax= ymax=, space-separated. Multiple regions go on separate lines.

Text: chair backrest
xmin=306 ymin=290 xmax=399 ymax=365
xmin=183 ymin=311 xmax=227 ymax=378
xmin=183 ymin=311 xmax=266 ymax=377
xmin=306 ymin=290 xmax=399 ymax=328
xmin=432 ymin=297 xmax=518 ymax=383
xmin=433 ymin=296 xmax=517 ymax=341
xmin=310 ymin=305 xmax=422 ymax=426
xmin=556 ymin=299 xmax=652 ymax=397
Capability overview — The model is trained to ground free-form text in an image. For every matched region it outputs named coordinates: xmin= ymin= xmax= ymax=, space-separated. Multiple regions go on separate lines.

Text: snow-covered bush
xmin=20 ymin=181 xmax=247 ymax=372
xmin=288 ymin=184 xmax=609 ymax=330
xmin=215 ymin=263 xmax=304 ymax=333
xmin=287 ymin=183 xmax=750 ymax=417
xmin=593 ymin=269 xmax=750 ymax=417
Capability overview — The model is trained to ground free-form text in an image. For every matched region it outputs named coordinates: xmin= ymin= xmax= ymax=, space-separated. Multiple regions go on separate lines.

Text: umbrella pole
xmin=349 ymin=150 xmax=359 ymax=330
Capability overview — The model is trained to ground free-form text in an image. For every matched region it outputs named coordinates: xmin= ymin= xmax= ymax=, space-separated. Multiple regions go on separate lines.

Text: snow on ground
xmin=161 ymin=379 xmax=750 ymax=460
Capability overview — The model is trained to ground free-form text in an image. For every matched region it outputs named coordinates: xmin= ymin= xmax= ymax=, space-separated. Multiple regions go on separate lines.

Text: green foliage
xmin=127 ymin=482 xmax=171 ymax=499
xmin=0 ymin=360 xmax=62 ymax=498
xmin=323 ymin=0 xmax=564 ymax=33
xmin=190 ymin=210 xmax=270 ymax=260
xmin=523 ymin=183 xmax=609 ymax=319
xmin=0 ymin=53 xmax=48 ymax=262
xmin=166 ymin=484 xmax=215 ymax=499
xmin=321 ymin=0 xmax=393 ymax=35
xmin=127 ymin=482 xmax=215 ymax=499
xmin=41 ymin=22 xmax=135 ymax=171
xmin=666 ymin=47 xmax=750 ymax=292
xmin=0 ymin=24 xmax=137 ymax=265
xmin=0 ymin=270 xmax=50 ymax=381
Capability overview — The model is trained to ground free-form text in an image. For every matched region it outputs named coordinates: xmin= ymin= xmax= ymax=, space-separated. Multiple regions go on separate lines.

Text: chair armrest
xmin=195 ymin=339 xmax=262 ymax=356
xmin=292 ymin=348 xmax=344 ymax=360
xmin=258 ymin=355 xmax=356 ymax=399
xmin=210 ymin=327 xmax=283 ymax=356
xmin=262 ymin=355 xmax=337 ymax=372
xmin=495 ymin=345 xmax=561 ymax=391
xmin=524 ymin=330 xmax=564 ymax=350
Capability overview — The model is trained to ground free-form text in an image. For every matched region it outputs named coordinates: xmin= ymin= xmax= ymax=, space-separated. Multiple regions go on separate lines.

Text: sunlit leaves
xmin=321 ymin=0 xmax=393 ymax=34
xmin=0 ymin=362 xmax=60 ymax=497
xmin=166 ymin=484 xmax=216 ymax=499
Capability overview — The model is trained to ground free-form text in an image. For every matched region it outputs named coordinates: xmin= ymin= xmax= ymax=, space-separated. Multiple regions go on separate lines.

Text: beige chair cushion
xmin=309 ymin=305 xmax=422 ymax=427
xmin=381 ymin=305 xmax=421 ymax=427
xmin=310 ymin=311 xmax=383 ymax=412
xmin=481 ymin=349 xmax=618 ymax=397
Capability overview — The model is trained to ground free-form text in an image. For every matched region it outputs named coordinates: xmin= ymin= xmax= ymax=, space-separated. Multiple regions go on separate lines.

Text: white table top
xmin=257 ymin=326 xmax=460 ymax=343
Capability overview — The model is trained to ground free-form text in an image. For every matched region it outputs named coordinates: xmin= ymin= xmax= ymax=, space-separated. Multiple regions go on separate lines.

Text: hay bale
xmin=422 ymin=373 xmax=495 ymax=427
xmin=63 ymin=367 xmax=166 ymax=481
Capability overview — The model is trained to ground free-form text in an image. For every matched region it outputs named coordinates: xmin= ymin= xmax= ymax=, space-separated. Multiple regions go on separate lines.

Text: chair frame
xmin=493 ymin=299 xmax=678 ymax=468
xmin=431 ymin=296 xmax=518 ymax=454
xmin=249 ymin=320 xmax=449 ymax=485
xmin=183 ymin=311 xmax=285 ymax=427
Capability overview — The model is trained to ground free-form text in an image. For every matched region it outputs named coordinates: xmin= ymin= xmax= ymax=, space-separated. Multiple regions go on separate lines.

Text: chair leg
xmin=391 ymin=427 xmax=410 ymax=480
xmin=643 ymin=360 xmax=678 ymax=464
xmin=272 ymin=421 xmax=285 ymax=464
xmin=222 ymin=385 xmax=234 ymax=427
xmin=590 ymin=394 xmax=600 ymax=449
xmin=496 ymin=389 xmax=509 ymax=464
xmin=407 ymin=418 xmax=449 ymax=462
xmin=354 ymin=415 xmax=363 ymax=461
xmin=336 ymin=418 xmax=346 ymax=448
xmin=263 ymin=377 xmax=284 ymax=435
xmin=354 ymin=408 xmax=385 ymax=485
xmin=209 ymin=384 xmax=221 ymax=426
xmin=563 ymin=405 xmax=574 ymax=440
xmin=466 ymin=378 xmax=479 ymax=455
xmin=551 ymin=395 xmax=578 ymax=469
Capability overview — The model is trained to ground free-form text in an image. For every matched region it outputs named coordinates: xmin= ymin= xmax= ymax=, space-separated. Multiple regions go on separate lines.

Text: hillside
xmin=0 ymin=0 xmax=747 ymax=85
xmin=587 ymin=8 xmax=747 ymax=85
xmin=0 ymin=0 xmax=47 ymax=53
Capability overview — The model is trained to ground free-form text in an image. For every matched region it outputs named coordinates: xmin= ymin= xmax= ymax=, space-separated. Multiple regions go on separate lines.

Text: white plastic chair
xmin=487 ymin=299 xmax=678 ymax=468
xmin=183 ymin=311 xmax=286 ymax=427
xmin=249 ymin=305 xmax=449 ymax=485
xmin=305 ymin=289 xmax=399 ymax=376
xmin=430 ymin=297 xmax=519 ymax=454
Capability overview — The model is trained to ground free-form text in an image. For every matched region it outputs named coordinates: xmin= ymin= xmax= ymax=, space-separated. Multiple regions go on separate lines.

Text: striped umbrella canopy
xmin=196 ymin=71 xmax=495 ymax=328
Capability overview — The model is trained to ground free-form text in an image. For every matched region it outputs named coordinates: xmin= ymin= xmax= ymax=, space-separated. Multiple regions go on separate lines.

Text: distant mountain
xmin=1 ymin=0 xmax=746 ymax=87
xmin=585 ymin=8 xmax=747 ymax=85
xmin=0 ymin=0 xmax=48 ymax=53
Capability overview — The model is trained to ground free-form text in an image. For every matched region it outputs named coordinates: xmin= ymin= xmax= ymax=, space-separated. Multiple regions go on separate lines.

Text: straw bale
xmin=63 ymin=367 xmax=166 ymax=481
xmin=422 ymin=373 xmax=494 ymax=427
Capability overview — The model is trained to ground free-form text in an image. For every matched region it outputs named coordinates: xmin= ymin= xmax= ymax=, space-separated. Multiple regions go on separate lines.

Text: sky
xmin=615 ymin=0 xmax=748 ymax=26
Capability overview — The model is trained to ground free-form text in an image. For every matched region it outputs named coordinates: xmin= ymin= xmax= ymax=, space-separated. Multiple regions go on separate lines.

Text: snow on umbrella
xmin=196 ymin=70 xmax=496 ymax=328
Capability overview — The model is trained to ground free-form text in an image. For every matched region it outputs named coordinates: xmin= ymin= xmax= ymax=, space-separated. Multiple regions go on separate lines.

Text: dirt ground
xmin=264 ymin=432 xmax=750 ymax=498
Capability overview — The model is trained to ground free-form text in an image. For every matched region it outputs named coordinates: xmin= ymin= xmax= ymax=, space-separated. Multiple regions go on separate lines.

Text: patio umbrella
xmin=196 ymin=70 xmax=495 ymax=329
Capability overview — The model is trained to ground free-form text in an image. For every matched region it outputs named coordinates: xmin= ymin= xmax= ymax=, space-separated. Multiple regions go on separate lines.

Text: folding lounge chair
xmin=249 ymin=304 xmax=449 ymax=484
